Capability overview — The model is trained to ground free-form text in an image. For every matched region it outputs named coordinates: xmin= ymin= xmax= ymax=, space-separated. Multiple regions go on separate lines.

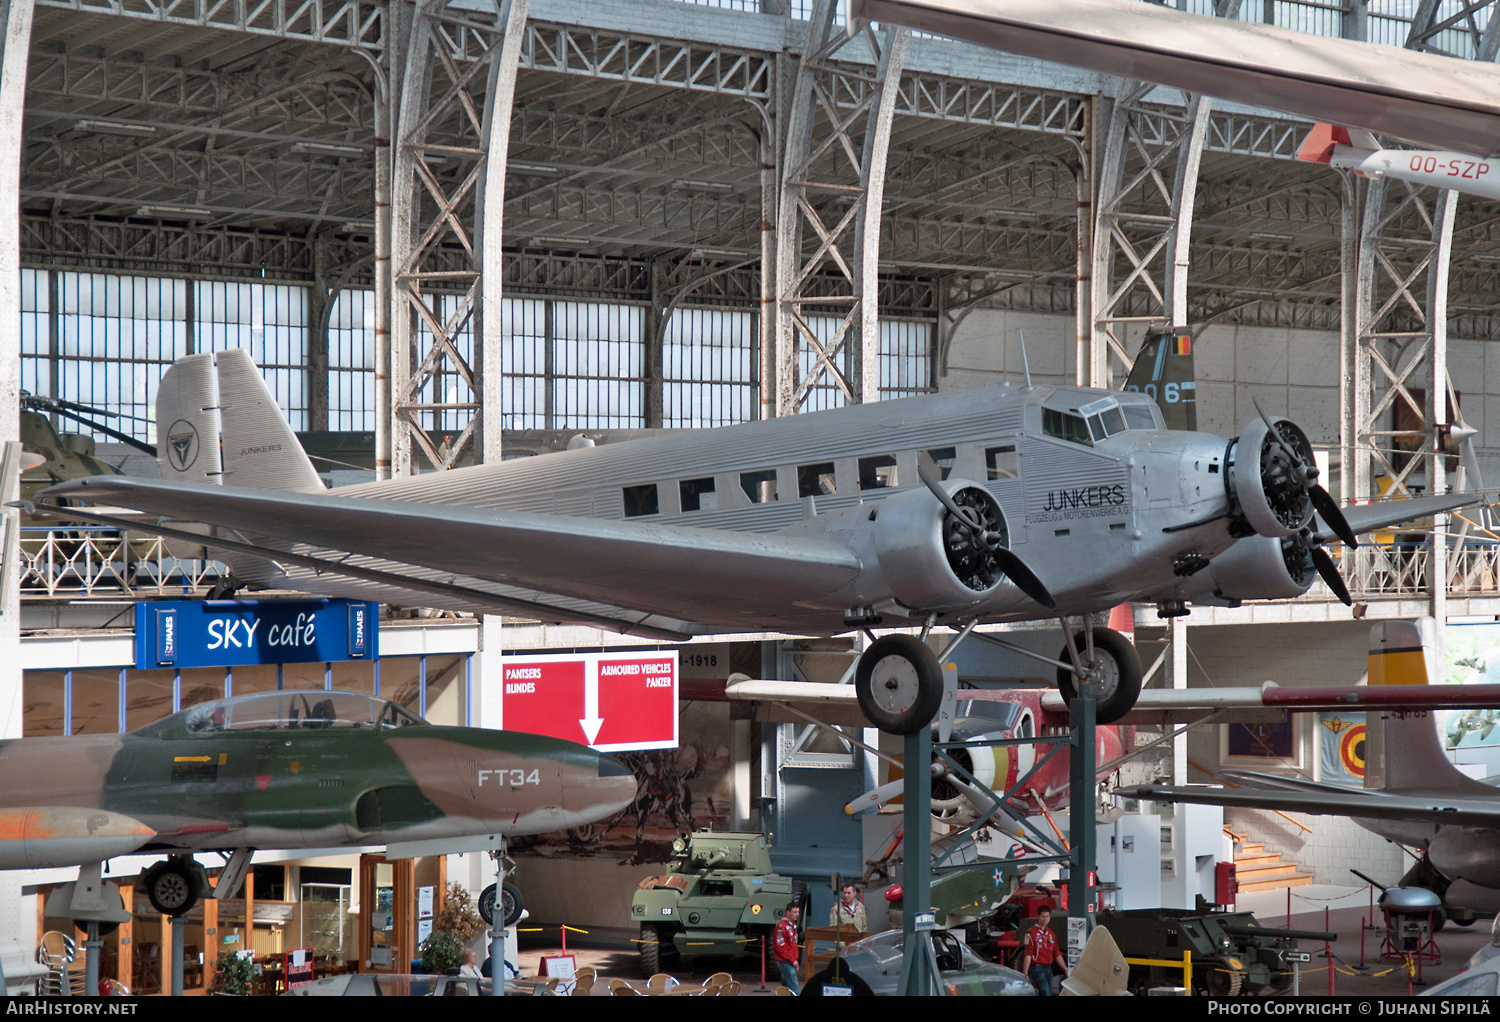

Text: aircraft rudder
xmin=1296 ymin=122 xmax=1342 ymax=164
xmin=1364 ymin=619 xmax=1490 ymax=795
xmin=213 ymin=349 xmax=325 ymax=492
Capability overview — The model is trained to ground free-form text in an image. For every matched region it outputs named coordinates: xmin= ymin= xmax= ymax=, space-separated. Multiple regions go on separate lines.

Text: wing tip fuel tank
xmin=0 ymin=807 xmax=155 ymax=869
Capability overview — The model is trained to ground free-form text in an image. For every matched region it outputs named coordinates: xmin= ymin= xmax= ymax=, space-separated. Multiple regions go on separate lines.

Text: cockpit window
xmin=1043 ymin=408 xmax=1092 ymax=446
xmin=1068 ymin=398 xmax=1136 ymax=445
xmin=1120 ymin=402 xmax=1160 ymax=430
xmin=166 ymin=691 xmax=425 ymax=734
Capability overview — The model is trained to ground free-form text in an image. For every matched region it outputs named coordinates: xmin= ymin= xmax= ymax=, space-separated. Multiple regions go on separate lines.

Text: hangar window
xmin=623 ymin=483 xmax=660 ymax=517
xmin=986 ymin=445 xmax=1019 ymax=481
xmin=919 ymin=447 xmax=957 ymax=481
xmin=858 ymin=455 xmax=898 ymax=491
xmin=1043 ymin=408 xmax=1092 ymax=446
xmin=740 ymin=469 xmax=778 ymax=504
xmin=798 ymin=462 xmax=838 ymax=498
xmin=680 ymin=477 xmax=717 ymax=512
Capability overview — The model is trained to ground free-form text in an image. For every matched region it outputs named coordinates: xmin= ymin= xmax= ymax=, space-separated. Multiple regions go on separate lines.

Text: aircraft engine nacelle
xmin=1228 ymin=416 xmax=1317 ymax=538
xmin=870 ymin=481 xmax=1013 ymax=613
xmin=1184 ymin=534 xmax=1315 ymax=602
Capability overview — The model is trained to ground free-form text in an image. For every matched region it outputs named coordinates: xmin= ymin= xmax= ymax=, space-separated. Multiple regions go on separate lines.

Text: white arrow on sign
xmin=579 ymin=658 xmax=604 ymax=744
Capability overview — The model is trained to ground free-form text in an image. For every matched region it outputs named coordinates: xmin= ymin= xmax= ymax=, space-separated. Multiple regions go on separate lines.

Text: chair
xmin=570 ymin=966 xmax=597 ymax=996
xmin=719 ymin=980 xmax=741 ymax=997
xmin=609 ymin=978 xmax=644 ymax=996
xmin=36 ymin=931 xmax=86 ymax=997
xmin=645 ymin=972 xmax=678 ymax=993
xmin=775 ymin=984 xmax=795 ymax=996
xmin=700 ymin=971 xmax=732 ymax=992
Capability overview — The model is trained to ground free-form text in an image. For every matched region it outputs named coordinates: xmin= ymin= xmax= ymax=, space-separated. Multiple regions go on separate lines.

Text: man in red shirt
xmin=773 ymin=902 xmax=802 ymax=995
xmin=1020 ymin=905 xmax=1067 ymax=995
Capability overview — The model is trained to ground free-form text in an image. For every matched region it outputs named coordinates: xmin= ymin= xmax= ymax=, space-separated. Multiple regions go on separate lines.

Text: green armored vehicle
xmin=630 ymin=830 xmax=808 ymax=977
xmin=1098 ymin=908 xmax=1335 ymax=995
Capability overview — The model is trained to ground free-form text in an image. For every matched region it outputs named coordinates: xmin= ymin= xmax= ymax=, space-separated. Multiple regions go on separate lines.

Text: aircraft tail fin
xmin=156 ymin=349 xmax=324 ymax=492
xmin=1297 ymin=123 xmax=1379 ymax=163
xmin=1123 ymin=328 xmax=1196 ymax=430
xmin=1365 ymin=619 xmax=1492 ymax=795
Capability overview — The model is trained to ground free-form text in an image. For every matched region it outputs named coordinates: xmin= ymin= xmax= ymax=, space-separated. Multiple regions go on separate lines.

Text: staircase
xmin=1226 ymin=827 xmax=1314 ymax=892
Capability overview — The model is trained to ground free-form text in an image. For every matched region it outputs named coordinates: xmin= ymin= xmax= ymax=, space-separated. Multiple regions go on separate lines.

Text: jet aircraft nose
xmin=590 ymin=753 xmax=638 ymax=816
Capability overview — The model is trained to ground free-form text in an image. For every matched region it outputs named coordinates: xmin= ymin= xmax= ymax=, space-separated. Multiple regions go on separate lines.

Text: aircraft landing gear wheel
xmin=855 ymin=635 xmax=943 ymax=735
xmin=1057 ymin=627 xmax=1143 ymax=725
xmin=478 ymin=882 xmax=524 ymax=928
xmin=142 ymin=860 xmax=200 ymax=917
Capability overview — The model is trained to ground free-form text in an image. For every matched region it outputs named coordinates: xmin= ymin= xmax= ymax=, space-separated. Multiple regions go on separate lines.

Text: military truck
xmin=1098 ymin=908 xmax=1335 ymax=995
xmin=630 ymin=830 xmax=808 ymax=977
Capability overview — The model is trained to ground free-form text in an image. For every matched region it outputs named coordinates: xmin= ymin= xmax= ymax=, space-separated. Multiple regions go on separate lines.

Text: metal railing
xmin=19 ymin=527 xmax=224 ymax=598
xmin=1344 ymin=542 xmax=1500 ymax=599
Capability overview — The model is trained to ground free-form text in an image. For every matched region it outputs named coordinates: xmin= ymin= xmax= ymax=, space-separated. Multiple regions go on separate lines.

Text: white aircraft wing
xmin=1120 ymin=782 xmax=1500 ymax=828
xmin=854 ymin=0 xmax=1500 ymax=156
xmin=1092 ymin=680 xmax=1500 ymax=725
xmin=41 ymin=476 xmax=865 ymax=629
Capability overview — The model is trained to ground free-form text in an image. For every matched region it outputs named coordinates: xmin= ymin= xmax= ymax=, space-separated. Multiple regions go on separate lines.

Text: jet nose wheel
xmin=478 ymin=882 xmax=525 ymax=928
xmin=1057 ymin=627 xmax=1143 ymax=725
xmin=855 ymin=635 xmax=944 ymax=735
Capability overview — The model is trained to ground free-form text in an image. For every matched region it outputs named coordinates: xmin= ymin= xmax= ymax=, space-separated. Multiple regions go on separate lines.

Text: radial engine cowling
xmin=1184 ymin=534 xmax=1316 ymax=602
xmin=871 ymin=480 xmax=1013 ymax=613
xmin=1229 ymin=416 xmax=1318 ymax=538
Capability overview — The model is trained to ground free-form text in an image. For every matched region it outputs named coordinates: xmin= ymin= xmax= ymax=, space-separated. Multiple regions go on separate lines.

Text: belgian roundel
xmin=1340 ymin=724 xmax=1367 ymax=778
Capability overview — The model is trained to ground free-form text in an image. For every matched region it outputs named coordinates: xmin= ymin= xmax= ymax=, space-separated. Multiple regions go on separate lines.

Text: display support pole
xmin=83 ymin=921 xmax=100 ymax=996
xmin=1067 ymin=684 xmax=1097 ymax=954
xmin=898 ymin=724 xmax=941 ymax=996
xmin=172 ymin=914 xmax=185 ymax=996
xmin=488 ymin=853 xmax=507 ymax=997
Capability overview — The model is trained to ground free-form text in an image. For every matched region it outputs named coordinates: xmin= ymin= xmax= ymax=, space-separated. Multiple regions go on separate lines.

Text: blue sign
xmin=135 ymin=599 xmax=380 ymax=669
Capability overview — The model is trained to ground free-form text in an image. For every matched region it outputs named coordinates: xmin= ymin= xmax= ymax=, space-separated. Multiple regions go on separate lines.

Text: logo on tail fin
xmin=166 ymin=419 xmax=200 ymax=471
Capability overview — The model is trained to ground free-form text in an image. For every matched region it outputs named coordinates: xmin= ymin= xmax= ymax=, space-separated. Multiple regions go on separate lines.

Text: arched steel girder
xmin=1087 ymin=85 xmax=1213 ymax=389
xmin=1347 ymin=179 xmax=1460 ymax=505
xmin=1086 ymin=0 xmax=1242 ymax=390
xmin=774 ymin=0 xmax=908 ymax=414
xmin=390 ymin=0 xmax=527 ymax=476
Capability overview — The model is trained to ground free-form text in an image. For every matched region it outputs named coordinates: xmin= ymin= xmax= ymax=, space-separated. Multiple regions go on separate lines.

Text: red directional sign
xmin=499 ymin=651 xmax=678 ymax=752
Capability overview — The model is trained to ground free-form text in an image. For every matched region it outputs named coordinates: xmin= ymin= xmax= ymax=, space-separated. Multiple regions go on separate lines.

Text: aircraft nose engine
xmin=872 ymin=482 xmax=1000 ymax=609
xmin=871 ymin=480 xmax=1043 ymax=612
xmin=1226 ymin=403 xmax=1358 ymax=605
xmin=1229 ymin=415 xmax=1318 ymax=538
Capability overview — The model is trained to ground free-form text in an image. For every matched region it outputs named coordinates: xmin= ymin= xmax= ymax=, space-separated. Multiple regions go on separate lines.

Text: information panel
xmin=500 ymin=651 xmax=678 ymax=752
xmin=134 ymin=599 xmax=379 ymax=669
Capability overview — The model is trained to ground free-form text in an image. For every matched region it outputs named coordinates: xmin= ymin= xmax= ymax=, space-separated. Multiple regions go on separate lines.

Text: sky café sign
xmin=136 ymin=599 xmax=378 ymax=668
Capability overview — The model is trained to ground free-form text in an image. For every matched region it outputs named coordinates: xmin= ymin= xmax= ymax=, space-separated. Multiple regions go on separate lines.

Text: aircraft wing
xmin=1341 ymin=492 xmax=1486 ymax=535
xmin=1120 ymin=782 xmax=1500 ymax=828
xmin=1044 ymin=681 xmax=1500 ymax=724
xmin=853 ymin=0 xmax=1500 ymax=156
xmin=41 ymin=476 xmax=865 ymax=628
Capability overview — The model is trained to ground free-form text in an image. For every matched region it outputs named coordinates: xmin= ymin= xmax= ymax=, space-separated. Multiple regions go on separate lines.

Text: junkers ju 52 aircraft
xmin=40 ymin=350 xmax=1478 ymax=735
xmin=1 ymin=689 xmax=636 ymax=921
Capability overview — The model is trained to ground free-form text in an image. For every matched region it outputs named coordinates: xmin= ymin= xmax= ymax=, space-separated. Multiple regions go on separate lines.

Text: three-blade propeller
xmin=1252 ymin=398 xmax=1357 ymax=605
xmin=917 ymin=465 xmax=1055 ymax=608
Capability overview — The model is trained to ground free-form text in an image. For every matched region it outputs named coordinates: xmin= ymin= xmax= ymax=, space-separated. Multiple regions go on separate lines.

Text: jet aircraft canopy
xmin=135 ymin=691 xmax=425 ymax=737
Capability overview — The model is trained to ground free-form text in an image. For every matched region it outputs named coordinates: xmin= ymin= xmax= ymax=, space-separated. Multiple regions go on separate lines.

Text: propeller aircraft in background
xmin=36 ymin=350 xmax=1481 ymax=737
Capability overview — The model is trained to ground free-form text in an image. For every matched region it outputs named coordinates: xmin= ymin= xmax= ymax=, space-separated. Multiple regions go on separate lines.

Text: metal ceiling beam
xmin=775 ymin=0 xmax=909 ymax=413
xmin=35 ymin=0 xmax=385 ymax=50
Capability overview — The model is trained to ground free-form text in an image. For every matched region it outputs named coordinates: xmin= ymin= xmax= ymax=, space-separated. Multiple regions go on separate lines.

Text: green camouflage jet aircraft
xmin=0 ymin=689 xmax=636 ymax=917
